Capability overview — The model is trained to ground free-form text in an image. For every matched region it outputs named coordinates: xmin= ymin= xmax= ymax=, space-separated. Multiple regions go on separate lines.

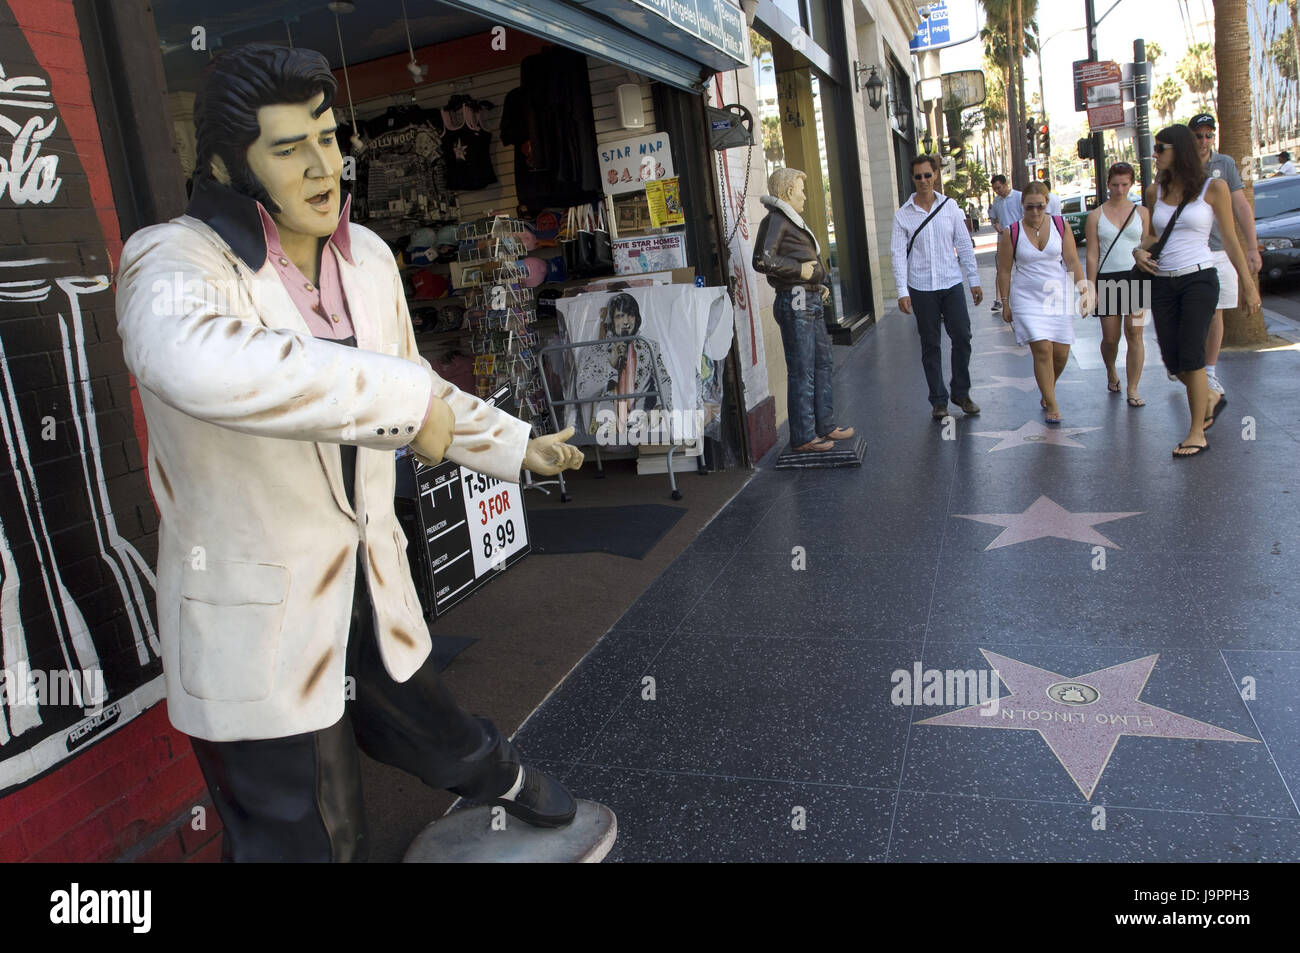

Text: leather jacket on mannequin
xmin=753 ymin=195 xmax=827 ymax=294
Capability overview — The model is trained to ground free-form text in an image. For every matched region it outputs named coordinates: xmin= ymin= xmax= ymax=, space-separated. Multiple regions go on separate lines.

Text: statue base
xmin=402 ymin=799 xmax=617 ymax=863
xmin=773 ymin=436 xmax=866 ymax=470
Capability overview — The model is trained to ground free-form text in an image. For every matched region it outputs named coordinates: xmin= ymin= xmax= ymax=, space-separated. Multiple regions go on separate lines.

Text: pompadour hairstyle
xmin=193 ymin=43 xmax=338 ymax=211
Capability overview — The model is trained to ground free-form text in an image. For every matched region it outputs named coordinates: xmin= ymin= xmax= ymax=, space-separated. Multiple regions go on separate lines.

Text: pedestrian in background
xmin=996 ymin=182 xmax=1092 ymax=424
xmin=1043 ymin=179 xmax=1062 ymax=216
xmin=1276 ymin=151 xmax=1297 ymax=176
xmin=1086 ymin=161 xmax=1151 ymax=407
xmin=891 ymin=154 xmax=984 ymax=421
xmin=1189 ymin=114 xmax=1262 ymax=428
xmin=1134 ymin=125 xmax=1260 ymax=458
xmin=989 ymin=174 xmax=1023 ymax=313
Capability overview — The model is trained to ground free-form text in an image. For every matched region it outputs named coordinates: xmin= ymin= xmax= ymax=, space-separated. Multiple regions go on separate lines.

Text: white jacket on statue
xmin=115 ymin=195 xmax=531 ymax=743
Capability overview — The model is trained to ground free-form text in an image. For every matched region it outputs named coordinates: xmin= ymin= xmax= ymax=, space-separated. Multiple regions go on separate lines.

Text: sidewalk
xmin=511 ymin=247 xmax=1300 ymax=861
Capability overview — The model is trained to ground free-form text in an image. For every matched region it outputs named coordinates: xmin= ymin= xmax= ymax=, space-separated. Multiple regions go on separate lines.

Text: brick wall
xmin=0 ymin=0 xmax=217 ymax=862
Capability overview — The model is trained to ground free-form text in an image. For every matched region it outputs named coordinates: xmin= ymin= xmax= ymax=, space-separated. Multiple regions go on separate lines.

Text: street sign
xmin=1082 ymin=61 xmax=1125 ymax=131
xmin=941 ymin=69 xmax=986 ymax=108
xmin=1073 ymin=60 xmax=1090 ymax=112
xmin=908 ymin=1 xmax=978 ymax=52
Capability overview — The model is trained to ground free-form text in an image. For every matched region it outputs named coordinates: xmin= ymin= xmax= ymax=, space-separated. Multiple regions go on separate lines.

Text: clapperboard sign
xmin=408 ymin=384 xmax=530 ymax=617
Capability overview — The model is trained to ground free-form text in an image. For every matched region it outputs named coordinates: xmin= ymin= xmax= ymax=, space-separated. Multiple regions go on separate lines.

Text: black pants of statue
xmin=190 ymin=552 xmax=520 ymax=862
xmin=909 ymin=282 xmax=972 ymax=408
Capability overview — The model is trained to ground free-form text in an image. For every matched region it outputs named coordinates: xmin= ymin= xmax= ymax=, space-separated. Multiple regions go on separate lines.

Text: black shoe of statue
xmin=492 ymin=766 xmax=577 ymax=829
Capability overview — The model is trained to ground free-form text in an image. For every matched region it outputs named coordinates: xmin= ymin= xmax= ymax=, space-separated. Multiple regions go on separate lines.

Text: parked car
xmin=1254 ymin=175 xmax=1300 ymax=284
xmin=1059 ymin=193 xmax=1099 ymax=245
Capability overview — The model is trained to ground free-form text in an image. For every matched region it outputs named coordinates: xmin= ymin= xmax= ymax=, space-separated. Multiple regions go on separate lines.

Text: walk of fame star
xmin=955 ymin=495 xmax=1141 ymax=549
xmin=972 ymin=421 xmax=1100 ymax=452
xmin=973 ymin=376 xmax=1084 ymax=393
xmin=917 ymin=650 xmax=1259 ymax=799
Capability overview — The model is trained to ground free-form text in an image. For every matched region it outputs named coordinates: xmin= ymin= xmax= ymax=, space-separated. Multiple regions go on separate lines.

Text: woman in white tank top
xmin=1086 ymin=161 xmax=1152 ymax=406
xmin=1133 ymin=125 xmax=1259 ymax=458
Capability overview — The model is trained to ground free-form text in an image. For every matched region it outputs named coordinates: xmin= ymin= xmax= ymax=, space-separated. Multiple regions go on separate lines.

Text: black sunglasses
xmin=913 ymin=172 xmax=934 ymax=180
xmin=1153 ymin=142 xmax=1170 ymax=154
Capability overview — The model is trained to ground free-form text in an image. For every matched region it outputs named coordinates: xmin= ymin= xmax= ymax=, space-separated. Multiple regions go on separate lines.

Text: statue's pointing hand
xmin=524 ymin=426 xmax=585 ymax=475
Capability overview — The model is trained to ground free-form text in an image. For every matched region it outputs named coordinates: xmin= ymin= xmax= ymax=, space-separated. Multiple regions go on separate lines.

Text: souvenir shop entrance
xmin=126 ymin=0 xmax=756 ymax=471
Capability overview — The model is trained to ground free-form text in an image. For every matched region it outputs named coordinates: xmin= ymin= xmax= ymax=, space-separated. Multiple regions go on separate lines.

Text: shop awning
xmin=433 ymin=0 xmax=747 ymax=91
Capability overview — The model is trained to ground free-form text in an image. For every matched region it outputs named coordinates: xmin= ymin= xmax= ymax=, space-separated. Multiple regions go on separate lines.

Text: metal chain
xmin=718 ymin=141 xmax=753 ymax=248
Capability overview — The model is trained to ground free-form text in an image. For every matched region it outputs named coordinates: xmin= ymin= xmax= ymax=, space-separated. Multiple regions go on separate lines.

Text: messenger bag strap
xmin=1096 ymin=205 xmax=1137 ymax=273
xmin=1148 ymin=194 xmax=1192 ymax=261
xmin=907 ymin=196 xmax=950 ymax=258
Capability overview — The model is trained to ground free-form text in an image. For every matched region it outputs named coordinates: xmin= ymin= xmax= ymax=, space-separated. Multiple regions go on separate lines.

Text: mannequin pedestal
xmin=774 ymin=436 xmax=867 ymax=470
xmin=403 ymin=800 xmax=617 ymax=863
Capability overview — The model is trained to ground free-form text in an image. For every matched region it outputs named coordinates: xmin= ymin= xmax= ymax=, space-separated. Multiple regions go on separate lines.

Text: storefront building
xmin=0 ymin=0 xmax=926 ymax=860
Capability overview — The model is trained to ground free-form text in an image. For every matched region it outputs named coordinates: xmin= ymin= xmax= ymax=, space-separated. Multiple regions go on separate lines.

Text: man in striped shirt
xmin=890 ymin=154 xmax=984 ymax=420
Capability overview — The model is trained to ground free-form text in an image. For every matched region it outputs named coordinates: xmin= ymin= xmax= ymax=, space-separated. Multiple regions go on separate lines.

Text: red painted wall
xmin=0 ymin=0 xmax=217 ymax=863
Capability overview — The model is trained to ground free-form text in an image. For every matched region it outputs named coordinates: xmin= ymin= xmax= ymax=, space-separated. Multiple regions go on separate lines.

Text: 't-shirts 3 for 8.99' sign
xmin=599 ymin=131 xmax=676 ymax=195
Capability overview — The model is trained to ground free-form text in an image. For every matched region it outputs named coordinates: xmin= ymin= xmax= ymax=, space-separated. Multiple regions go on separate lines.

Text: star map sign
xmin=917 ymin=650 xmax=1259 ymax=799
xmin=955 ymin=495 xmax=1141 ymax=550
xmin=972 ymin=421 xmax=1100 ymax=452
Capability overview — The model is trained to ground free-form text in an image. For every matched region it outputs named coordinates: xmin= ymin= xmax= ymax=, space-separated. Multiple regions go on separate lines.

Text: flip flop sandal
xmin=1211 ymin=394 xmax=1227 ymax=418
xmin=1172 ymin=441 xmax=1209 ymax=458
xmin=1203 ymin=413 xmax=1216 ymax=431
xmin=1108 ymin=379 xmax=1121 ymax=393
xmin=1044 ymin=413 xmax=1062 ymax=425
xmin=1126 ymin=396 xmax=1145 ymax=407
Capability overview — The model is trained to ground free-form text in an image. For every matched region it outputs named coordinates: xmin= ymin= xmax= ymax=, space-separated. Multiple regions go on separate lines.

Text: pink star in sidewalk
xmin=972 ymin=421 xmax=1100 ymax=452
xmin=955 ymin=495 xmax=1141 ymax=550
xmin=917 ymin=650 xmax=1259 ymax=799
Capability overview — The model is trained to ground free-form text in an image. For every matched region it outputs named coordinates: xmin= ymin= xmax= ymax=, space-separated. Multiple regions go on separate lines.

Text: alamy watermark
xmin=593 ymin=408 xmax=707 ymax=447
xmin=1 ymin=663 xmax=106 ymax=715
xmin=891 ymin=663 xmax=1002 ymax=714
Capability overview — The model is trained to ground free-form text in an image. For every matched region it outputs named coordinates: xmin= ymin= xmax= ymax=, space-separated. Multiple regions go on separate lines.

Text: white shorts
xmin=1212 ymin=249 xmax=1238 ymax=310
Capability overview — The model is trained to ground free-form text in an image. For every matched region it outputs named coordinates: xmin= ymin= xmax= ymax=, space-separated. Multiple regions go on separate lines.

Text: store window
xmin=751 ymin=27 xmax=862 ymax=326
xmin=888 ymin=56 xmax=918 ymax=205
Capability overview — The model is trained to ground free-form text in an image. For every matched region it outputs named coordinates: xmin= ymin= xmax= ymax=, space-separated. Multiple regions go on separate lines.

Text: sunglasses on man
xmin=913 ymin=172 xmax=934 ymax=180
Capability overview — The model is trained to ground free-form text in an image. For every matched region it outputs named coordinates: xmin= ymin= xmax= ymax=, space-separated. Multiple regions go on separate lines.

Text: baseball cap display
xmin=521 ymin=257 xmax=548 ymax=288
xmin=411 ymin=269 xmax=450 ymax=299
xmin=434 ymin=225 xmax=460 ymax=263
xmin=534 ymin=211 xmax=560 ymax=245
xmin=543 ymin=255 xmax=567 ymax=282
xmin=1189 ymin=114 xmax=1216 ymax=130
xmin=407 ymin=227 xmax=439 ymax=266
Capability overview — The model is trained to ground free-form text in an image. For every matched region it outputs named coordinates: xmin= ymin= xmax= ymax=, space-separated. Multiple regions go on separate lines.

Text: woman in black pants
xmin=1133 ymin=126 xmax=1259 ymax=457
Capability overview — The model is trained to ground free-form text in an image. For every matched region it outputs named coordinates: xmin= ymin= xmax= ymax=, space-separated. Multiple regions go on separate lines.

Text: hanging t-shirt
xmin=556 ymin=286 xmax=734 ymax=441
xmin=355 ymin=107 xmax=456 ymax=226
xmin=442 ymin=105 xmax=498 ymax=192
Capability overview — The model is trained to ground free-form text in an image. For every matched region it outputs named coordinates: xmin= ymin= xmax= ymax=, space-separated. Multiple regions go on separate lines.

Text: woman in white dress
xmin=995 ymin=182 xmax=1092 ymax=423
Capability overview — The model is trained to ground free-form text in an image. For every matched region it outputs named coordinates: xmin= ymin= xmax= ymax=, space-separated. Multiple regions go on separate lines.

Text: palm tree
xmin=1216 ymin=0 xmax=1266 ymax=345
xmin=1178 ymin=41 xmax=1217 ymax=112
xmin=1145 ymin=40 xmax=1163 ymax=69
xmin=1151 ymin=77 xmax=1184 ymax=124
xmin=979 ymin=0 xmax=1037 ymax=189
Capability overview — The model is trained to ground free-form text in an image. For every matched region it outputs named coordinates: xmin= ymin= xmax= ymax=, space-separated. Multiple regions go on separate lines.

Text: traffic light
xmin=1037 ymin=168 xmax=1046 ymax=180
xmin=1038 ymin=123 xmax=1051 ymax=155
xmin=1026 ymin=118 xmax=1036 ymax=154
xmin=1077 ymin=137 xmax=1094 ymax=159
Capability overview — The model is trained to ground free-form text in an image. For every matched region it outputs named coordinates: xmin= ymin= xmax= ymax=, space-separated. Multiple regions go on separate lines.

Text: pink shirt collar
xmin=256 ymin=192 xmax=355 ymax=267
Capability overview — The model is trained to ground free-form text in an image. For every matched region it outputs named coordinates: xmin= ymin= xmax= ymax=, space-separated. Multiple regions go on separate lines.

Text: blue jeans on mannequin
xmin=909 ymin=282 xmax=972 ymax=407
xmin=773 ymin=289 xmax=834 ymax=447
